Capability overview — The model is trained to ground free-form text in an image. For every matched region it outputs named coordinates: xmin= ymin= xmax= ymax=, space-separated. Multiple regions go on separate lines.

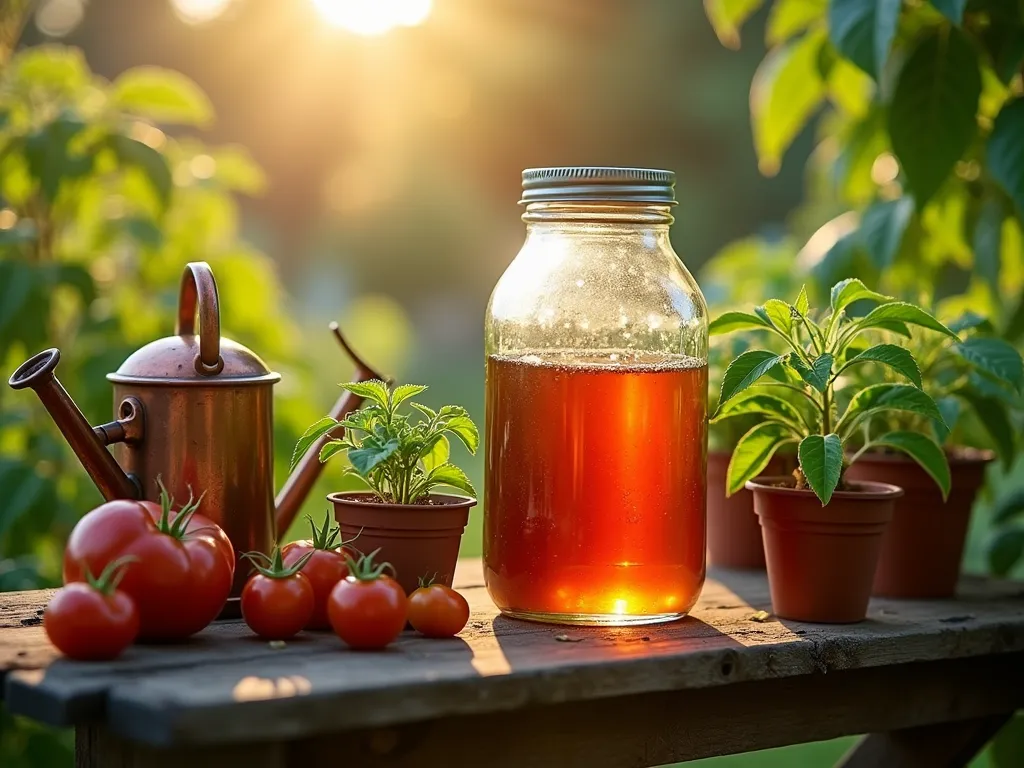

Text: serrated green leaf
xmin=108 ymin=134 xmax=172 ymax=208
xmin=828 ymin=0 xmax=901 ymax=79
xmin=760 ymin=298 xmax=797 ymax=334
xmin=421 ymin=434 xmax=449 ymax=473
xmin=112 ymin=66 xmax=213 ymax=126
xmin=291 ymin=416 xmax=339 ymax=471
xmin=390 ymin=383 xmax=428 ymax=407
xmin=869 ymin=431 xmax=951 ymax=498
xmin=348 ymin=438 xmax=400 ymax=477
xmin=988 ymin=526 xmax=1024 ymax=576
xmin=751 ymin=28 xmax=828 ymax=176
xmin=799 ymin=433 xmax=844 ymax=505
xmin=340 ymin=379 xmax=390 ymax=409
xmin=716 ymin=351 xmax=790 ymax=414
xmin=727 ymin=422 xmax=799 ymax=495
xmin=790 ymin=353 xmax=833 ymax=392
xmin=889 ymin=28 xmax=981 ymax=205
xmin=830 ymin=277 xmax=894 ymax=315
xmin=319 ymin=440 xmax=347 ymax=463
xmin=989 ymin=98 xmax=1024 ymax=216
xmin=444 ymin=415 xmax=480 ymax=454
xmin=871 ymin=319 xmax=913 ymax=337
xmin=856 ymin=302 xmax=959 ymax=340
xmin=930 ymin=0 xmax=966 ymax=23
xmin=843 ymin=343 xmax=922 ymax=387
xmin=709 ymin=311 xmax=776 ymax=335
xmin=411 ymin=402 xmax=438 ymax=421
xmin=426 ymin=463 xmax=477 ymax=497
xmin=955 ymin=337 xmax=1024 ymax=389
xmin=704 ymin=0 xmax=766 ymax=48
xmin=795 ymin=285 xmax=810 ymax=316
xmin=837 ymin=383 xmax=945 ymax=436
xmin=767 ymin=0 xmax=826 ymax=45
xmin=713 ymin=393 xmax=807 ymax=431
xmin=860 ymin=197 xmax=914 ymax=269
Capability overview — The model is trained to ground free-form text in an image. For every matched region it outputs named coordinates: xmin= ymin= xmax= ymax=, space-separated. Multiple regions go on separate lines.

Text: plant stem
xmin=759 ymin=382 xmax=825 ymax=412
xmin=821 ymin=386 xmax=831 ymax=435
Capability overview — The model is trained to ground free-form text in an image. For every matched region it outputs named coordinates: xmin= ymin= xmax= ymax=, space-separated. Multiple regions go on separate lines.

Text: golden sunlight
xmin=311 ymin=0 xmax=432 ymax=36
xmin=170 ymin=0 xmax=234 ymax=25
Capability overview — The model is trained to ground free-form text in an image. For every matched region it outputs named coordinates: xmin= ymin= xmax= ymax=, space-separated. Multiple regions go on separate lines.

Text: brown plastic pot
xmin=328 ymin=492 xmax=476 ymax=596
xmin=748 ymin=478 xmax=901 ymax=624
xmin=707 ymin=451 xmax=791 ymax=570
xmin=845 ymin=450 xmax=993 ymax=599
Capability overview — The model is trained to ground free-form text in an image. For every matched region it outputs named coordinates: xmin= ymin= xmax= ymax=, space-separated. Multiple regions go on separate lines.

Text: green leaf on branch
xmin=798 ymin=433 xmax=844 ymax=505
xmin=828 ymin=0 xmax=901 ymax=79
xmin=340 ymin=380 xmax=391 ymax=409
xmin=713 ymin=393 xmax=807 ymax=431
xmin=869 ymin=431 xmax=951 ymax=498
xmin=24 ymin=116 xmax=90 ymax=203
xmin=795 ymin=285 xmax=810 ymax=316
xmin=978 ymin=20 xmax=1024 ymax=84
xmin=704 ymin=0 xmax=766 ymax=48
xmin=836 ymin=383 xmax=946 ymax=437
xmin=108 ymin=134 xmax=172 ymax=208
xmin=842 ymin=343 xmax=922 ymax=387
xmin=955 ymin=337 xmax=1024 ymax=390
xmin=421 ymin=435 xmax=449 ymax=473
xmin=709 ymin=311 xmax=776 ymax=336
xmin=830 ymin=277 xmax=894 ymax=315
xmin=988 ymin=526 xmax=1024 ymax=576
xmin=751 ymin=28 xmax=828 ymax=175
xmin=391 ymin=384 xmax=428 ymax=407
xmin=989 ymin=98 xmax=1024 ymax=216
xmin=936 ymin=395 xmax=962 ymax=436
xmin=727 ymin=422 xmax=798 ymax=495
xmin=930 ymin=0 xmax=966 ymax=24
xmin=973 ymin=198 xmax=1006 ymax=292
xmin=889 ymin=28 xmax=982 ymax=205
xmin=860 ymin=197 xmax=914 ymax=269
xmin=291 ymin=416 xmax=339 ymax=470
xmin=856 ymin=302 xmax=960 ymax=340
xmin=349 ymin=438 xmax=401 ymax=477
xmin=790 ymin=353 xmax=833 ymax=392
xmin=767 ymin=0 xmax=826 ymax=45
xmin=319 ymin=440 xmax=347 ymax=463
xmin=760 ymin=298 xmax=798 ymax=334
xmin=715 ymin=351 xmax=790 ymax=414
xmin=426 ymin=463 xmax=476 ymax=496
xmin=112 ymin=67 xmax=214 ymax=126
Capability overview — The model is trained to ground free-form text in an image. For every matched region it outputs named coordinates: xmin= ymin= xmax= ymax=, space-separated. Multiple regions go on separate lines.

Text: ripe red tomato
xmin=241 ymin=572 xmax=315 ymax=640
xmin=328 ymin=574 xmax=407 ymax=650
xmin=407 ymin=584 xmax=470 ymax=638
xmin=282 ymin=543 xmax=349 ymax=629
xmin=44 ymin=562 xmax=139 ymax=661
xmin=63 ymin=491 xmax=234 ymax=641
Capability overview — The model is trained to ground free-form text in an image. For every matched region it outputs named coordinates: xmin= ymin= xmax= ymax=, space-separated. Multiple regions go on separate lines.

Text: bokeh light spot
xmin=312 ymin=0 xmax=432 ymax=35
xmin=171 ymin=0 xmax=233 ymax=25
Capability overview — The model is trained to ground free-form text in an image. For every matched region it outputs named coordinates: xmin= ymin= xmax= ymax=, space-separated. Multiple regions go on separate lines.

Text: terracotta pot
xmin=328 ymin=492 xmax=476 ymax=596
xmin=707 ymin=452 xmax=792 ymax=570
xmin=748 ymin=478 xmax=901 ymax=623
xmin=845 ymin=450 xmax=993 ymax=599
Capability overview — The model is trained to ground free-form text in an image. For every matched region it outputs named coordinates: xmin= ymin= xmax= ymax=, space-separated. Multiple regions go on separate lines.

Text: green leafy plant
xmin=712 ymin=278 xmax=959 ymax=504
xmin=293 ymin=380 xmax=479 ymax=504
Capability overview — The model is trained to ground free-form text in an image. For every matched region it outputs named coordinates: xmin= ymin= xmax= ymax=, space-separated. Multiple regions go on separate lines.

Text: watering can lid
xmin=107 ymin=261 xmax=281 ymax=386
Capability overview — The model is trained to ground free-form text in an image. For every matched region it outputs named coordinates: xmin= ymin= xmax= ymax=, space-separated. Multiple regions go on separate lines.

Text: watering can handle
xmin=176 ymin=262 xmax=223 ymax=376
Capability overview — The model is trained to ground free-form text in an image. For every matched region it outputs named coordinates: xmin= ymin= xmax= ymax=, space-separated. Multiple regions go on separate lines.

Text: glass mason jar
xmin=484 ymin=167 xmax=709 ymax=626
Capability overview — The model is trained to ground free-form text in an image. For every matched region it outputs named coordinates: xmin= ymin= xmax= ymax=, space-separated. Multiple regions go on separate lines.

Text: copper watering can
xmin=9 ymin=262 xmax=384 ymax=591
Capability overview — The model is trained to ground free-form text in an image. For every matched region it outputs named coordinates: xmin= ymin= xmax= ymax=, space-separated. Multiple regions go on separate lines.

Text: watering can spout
xmin=273 ymin=322 xmax=386 ymax=535
xmin=8 ymin=348 xmax=142 ymax=501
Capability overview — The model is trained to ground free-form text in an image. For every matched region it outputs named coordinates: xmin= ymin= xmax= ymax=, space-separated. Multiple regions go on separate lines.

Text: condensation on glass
xmin=484 ymin=167 xmax=709 ymax=626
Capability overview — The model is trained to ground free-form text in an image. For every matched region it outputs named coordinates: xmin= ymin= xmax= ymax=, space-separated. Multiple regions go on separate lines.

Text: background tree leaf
xmin=715 ymin=350 xmax=790 ymax=413
xmin=930 ymin=0 xmax=966 ymax=24
xmin=24 ymin=116 xmax=89 ymax=203
xmin=989 ymin=98 xmax=1024 ymax=216
xmin=955 ymin=337 xmax=1024 ymax=390
xmin=767 ymin=0 xmax=826 ymax=45
xmin=704 ymin=0 xmax=766 ymax=48
xmin=798 ymin=433 xmax=844 ymax=505
xmin=869 ymin=431 xmax=952 ymax=497
xmin=111 ymin=66 xmax=213 ymax=126
xmin=987 ymin=525 xmax=1024 ymax=576
xmin=727 ymin=422 xmax=798 ymax=495
xmin=972 ymin=198 xmax=1005 ymax=292
xmin=828 ymin=0 xmax=901 ymax=79
xmin=860 ymin=196 xmax=914 ymax=269
xmin=843 ymin=343 xmax=923 ymax=387
xmin=957 ymin=388 xmax=1016 ymax=467
xmin=107 ymin=134 xmax=172 ymax=208
xmin=888 ymin=28 xmax=982 ymax=205
xmin=750 ymin=29 xmax=827 ymax=175
xmin=991 ymin=488 xmax=1024 ymax=525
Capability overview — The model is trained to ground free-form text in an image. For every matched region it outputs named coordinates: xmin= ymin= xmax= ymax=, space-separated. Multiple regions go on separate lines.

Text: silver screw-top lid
xmin=520 ymin=167 xmax=676 ymax=205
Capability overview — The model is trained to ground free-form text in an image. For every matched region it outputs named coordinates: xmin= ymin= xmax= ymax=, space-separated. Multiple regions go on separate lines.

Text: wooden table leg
xmin=836 ymin=714 xmax=1013 ymax=768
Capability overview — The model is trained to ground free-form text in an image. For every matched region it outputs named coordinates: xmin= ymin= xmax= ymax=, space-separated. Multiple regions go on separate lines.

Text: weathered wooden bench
xmin=1 ymin=559 xmax=1022 ymax=768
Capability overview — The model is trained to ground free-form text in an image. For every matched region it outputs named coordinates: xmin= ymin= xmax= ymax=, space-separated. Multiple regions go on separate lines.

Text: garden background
xmin=1 ymin=0 xmax=1022 ymax=765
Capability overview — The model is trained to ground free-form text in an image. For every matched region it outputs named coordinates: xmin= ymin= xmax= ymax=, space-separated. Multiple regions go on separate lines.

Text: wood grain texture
xmin=2 ymin=560 xmax=1023 ymax=749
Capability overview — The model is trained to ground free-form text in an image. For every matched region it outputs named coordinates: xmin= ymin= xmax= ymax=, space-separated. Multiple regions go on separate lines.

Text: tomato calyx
xmin=417 ymin=572 xmax=441 ymax=589
xmin=243 ymin=546 xmax=313 ymax=579
xmin=81 ymin=556 xmax=137 ymax=597
xmin=304 ymin=511 xmax=361 ymax=552
xmin=343 ymin=548 xmax=395 ymax=582
xmin=154 ymin=478 xmax=207 ymax=540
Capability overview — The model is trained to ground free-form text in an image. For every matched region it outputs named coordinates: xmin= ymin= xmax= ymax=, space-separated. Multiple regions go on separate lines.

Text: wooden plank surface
xmin=1 ymin=560 xmax=1023 ymax=749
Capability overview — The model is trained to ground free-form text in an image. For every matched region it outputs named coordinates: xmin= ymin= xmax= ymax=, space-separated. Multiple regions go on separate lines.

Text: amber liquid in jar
xmin=484 ymin=352 xmax=707 ymax=625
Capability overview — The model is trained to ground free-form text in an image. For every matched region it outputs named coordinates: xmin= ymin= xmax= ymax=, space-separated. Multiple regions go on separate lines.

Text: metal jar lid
xmin=520 ymin=167 xmax=676 ymax=205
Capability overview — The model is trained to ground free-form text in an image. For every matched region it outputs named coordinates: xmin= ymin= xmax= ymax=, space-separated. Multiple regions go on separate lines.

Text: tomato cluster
xmin=48 ymin=504 xmax=470 ymax=661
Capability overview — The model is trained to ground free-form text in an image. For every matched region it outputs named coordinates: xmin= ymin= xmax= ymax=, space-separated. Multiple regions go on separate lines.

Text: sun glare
xmin=311 ymin=0 xmax=432 ymax=36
